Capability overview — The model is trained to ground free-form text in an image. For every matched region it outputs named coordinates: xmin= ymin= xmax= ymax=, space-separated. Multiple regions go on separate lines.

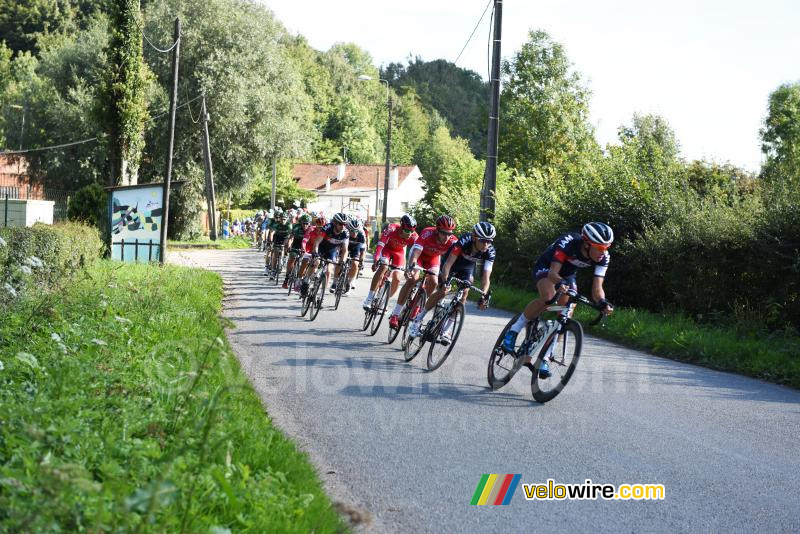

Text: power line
xmin=0 ymin=136 xmax=102 ymax=156
xmin=454 ymin=0 xmax=493 ymax=66
xmin=0 ymin=94 xmax=202 ymax=155
xmin=143 ymin=31 xmax=180 ymax=53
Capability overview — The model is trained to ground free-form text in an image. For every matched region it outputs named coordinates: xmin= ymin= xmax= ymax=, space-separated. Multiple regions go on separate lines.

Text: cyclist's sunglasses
xmin=437 ymin=229 xmax=453 ymax=236
xmin=477 ymin=238 xmax=493 ymax=244
xmin=589 ymin=242 xmax=610 ymax=251
xmin=400 ymin=226 xmax=414 ymax=234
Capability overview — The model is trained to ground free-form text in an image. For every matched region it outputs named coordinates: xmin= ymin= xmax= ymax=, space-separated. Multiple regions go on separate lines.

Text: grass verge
xmin=169 ymin=235 xmax=253 ymax=249
xmin=487 ymin=283 xmax=800 ymax=389
xmin=0 ymin=261 xmax=345 ymax=532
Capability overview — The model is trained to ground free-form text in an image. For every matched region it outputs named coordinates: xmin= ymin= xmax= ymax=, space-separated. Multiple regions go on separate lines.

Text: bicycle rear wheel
xmin=531 ymin=319 xmax=583 ymax=403
xmin=487 ymin=313 xmax=532 ymax=389
xmin=426 ymin=303 xmax=464 ymax=371
xmin=368 ymin=283 xmax=389 ymax=336
xmin=310 ymin=274 xmax=326 ymax=321
xmin=286 ymin=262 xmax=298 ymax=296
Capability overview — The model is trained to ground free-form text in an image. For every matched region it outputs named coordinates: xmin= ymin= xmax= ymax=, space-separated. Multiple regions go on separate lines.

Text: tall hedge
xmin=0 ymin=222 xmax=105 ymax=308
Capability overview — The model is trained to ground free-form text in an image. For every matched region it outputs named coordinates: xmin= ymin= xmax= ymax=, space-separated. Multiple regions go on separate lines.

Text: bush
xmin=0 ymin=222 xmax=104 ymax=308
xmin=67 ymin=182 xmax=107 ymax=231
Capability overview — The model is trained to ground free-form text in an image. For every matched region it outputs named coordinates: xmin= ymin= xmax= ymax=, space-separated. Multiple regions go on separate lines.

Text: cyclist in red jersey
xmin=362 ymin=214 xmax=418 ymax=310
xmin=388 ymin=214 xmax=457 ymax=328
xmin=295 ymin=214 xmax=326 ymax=295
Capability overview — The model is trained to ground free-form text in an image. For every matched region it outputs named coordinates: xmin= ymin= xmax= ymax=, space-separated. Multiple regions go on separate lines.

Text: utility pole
xmin=270 ymin=158 xmax=277 ymax=210
xmin=158 ymin=17 xmax=180 ymax=263
xmin=382 ymin=94 xmax=393 ymax=227
xmin=481 ymin=0 xmax=502 ymax=222
xmin=200 ymin=95 xmax=218 ymax=240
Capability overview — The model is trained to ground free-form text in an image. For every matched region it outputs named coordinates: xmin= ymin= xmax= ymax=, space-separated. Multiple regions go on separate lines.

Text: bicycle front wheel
xmin=426 ymin=303 xmax=464 ymax=371
xmin=400 ymin=290 xmax=426 ymax=350
xmin=300 ymin=279 xmax=312 ymax=317
xmin=369 ymin=283 xmax=390 ymax=336
xmin=487 ymin=313 xmax=534 ymax=390
xmin=531 ymin=319 xmax=583 ymax=403
xmin=310 ymin=275 xmax=326 ymax=321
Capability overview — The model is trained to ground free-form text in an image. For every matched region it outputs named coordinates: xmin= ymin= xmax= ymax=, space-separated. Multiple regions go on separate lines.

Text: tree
xmin=0 ymin=0 xmax=110 ymax=55
xmin=383 ymin=57 xmax=488 ymax=158
xmin=760 ymin=82 xmax=800 ymax=186
xmin=3 ymin=19 xmax=111 ymax=189
xmin=101 ymin=0 xmax=150 ymax=185
xmin=141 ymin=0 xmax=314 ymax=237
xmin=499 ymin=29 xmax=598 ymax=176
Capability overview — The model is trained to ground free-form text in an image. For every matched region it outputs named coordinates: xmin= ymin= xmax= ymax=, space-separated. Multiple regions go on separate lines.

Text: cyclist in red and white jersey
xmin=388 ymin=214 xmax=457 ymax=329
xmin=362 ymin=214 xmax=418 ymax=310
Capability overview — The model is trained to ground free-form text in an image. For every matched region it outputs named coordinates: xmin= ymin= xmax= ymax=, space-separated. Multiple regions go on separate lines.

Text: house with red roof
xmin=293 ymin=163 xmax=424 ymax=222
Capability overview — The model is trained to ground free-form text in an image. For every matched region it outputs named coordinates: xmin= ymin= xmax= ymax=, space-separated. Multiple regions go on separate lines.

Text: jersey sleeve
xmin=593 ymin=253 xmax=610 ymax=277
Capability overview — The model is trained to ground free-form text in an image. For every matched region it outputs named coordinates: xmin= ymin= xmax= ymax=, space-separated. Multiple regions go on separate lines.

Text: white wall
xmin=386 ymin=168 xmax=424 ymax=218
xmin=0 ymin=199 xmax=54 ymax=227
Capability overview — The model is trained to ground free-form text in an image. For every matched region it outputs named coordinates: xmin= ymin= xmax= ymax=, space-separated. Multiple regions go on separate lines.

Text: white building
xmin=294 ymin=163 xmax=424 ymax=222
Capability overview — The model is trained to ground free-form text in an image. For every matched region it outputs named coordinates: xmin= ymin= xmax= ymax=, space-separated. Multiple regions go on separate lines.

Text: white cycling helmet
xmin=472 ymin=221 xmax=496 ymax=240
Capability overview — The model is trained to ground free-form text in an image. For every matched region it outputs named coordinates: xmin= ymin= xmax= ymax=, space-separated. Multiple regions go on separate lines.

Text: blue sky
xmin=262 ymin=0 xmax=800 ymax=171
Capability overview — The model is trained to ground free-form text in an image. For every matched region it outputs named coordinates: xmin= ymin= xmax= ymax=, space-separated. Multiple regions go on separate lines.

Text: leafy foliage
xmin=101 ymin=0 xmax=150 ymax=185
xmin=66 ymin=182 xmax=107 ymax=229
xmin=0 ymin=222 xmax=104 ymax=308
xmin=499 ymin=30 xmax=599 ymax=176
xmin=760 ymin=82 xmax=800 ymax=188
xmin=0 ymin=261 xmax=345 ymax=531
xmin=383 ymin=57 xmax=488 ymax=157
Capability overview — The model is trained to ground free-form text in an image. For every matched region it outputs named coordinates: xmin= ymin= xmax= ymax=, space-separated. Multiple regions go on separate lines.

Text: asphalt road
xmin=171 ymin=248 xmax=800 ymax=533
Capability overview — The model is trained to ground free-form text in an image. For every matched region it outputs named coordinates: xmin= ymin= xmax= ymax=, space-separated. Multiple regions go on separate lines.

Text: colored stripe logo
xmin=470 ymin=474 xmax=521 ymax=505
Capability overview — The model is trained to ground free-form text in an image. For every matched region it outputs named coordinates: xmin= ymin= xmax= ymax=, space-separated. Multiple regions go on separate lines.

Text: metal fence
xmin=0 ymin=173 xmax=73 ymax=224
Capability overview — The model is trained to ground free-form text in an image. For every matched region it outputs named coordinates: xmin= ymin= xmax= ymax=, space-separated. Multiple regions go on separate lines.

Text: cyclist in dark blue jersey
xmin=501 ymin=222 xmax=615 ymax=377
xmin=311 ymin=212 xmax=350 ymax=293
xmin=409 ymin=222 xmax=495 ymax=342
xmin=336 ymin=217 xmax=366 ymax=295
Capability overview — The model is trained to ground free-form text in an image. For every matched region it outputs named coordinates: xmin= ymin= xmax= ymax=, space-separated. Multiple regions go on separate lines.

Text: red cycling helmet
xmin=435 ymin=214 xmax=456 ymax=232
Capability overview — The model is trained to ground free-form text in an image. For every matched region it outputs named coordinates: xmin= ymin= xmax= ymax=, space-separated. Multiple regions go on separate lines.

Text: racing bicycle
xmin=362 ymin=264 xmax=403 ymax=336
xmin=487 ymin=289 xmax=610 ymax=403
xmin=404 ymin=278 xmax=488 ymax=371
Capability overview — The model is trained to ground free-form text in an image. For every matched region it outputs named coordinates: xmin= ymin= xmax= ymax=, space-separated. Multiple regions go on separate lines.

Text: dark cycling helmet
xmin=582 ymin=222 xmax=614 ymax=246
xmin=332 ymin=212 xmax=348 ymax=225
xmin=400 ymin=214 xmax=416 ymax=230
xmin=346 ymin=217 xmax=362 ymax=232
xmin=436 ymin=214 xmax=456 ymax=232
xmin=299 ymin=213 xmax=312 ymax=224
xmin=472 ymin=221 xmax=496 ymax=240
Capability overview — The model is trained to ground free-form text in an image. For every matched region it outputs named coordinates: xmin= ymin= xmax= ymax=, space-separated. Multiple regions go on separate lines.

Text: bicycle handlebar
xmin=545 ymin=289 xmax=612 ymax=325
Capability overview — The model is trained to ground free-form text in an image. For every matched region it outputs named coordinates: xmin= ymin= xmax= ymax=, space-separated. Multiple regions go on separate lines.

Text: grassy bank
xmin=487 ymin=283 xmax=800 ymax=389
xmin=0 ymin=261 xmax=344 ymax=532
xmin=169 ymin=235 xmax=253 ymax=249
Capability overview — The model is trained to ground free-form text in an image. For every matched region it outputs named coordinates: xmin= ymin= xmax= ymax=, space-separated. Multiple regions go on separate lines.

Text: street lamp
xmin=9 ymin=104 xmax=25 ymax=151
xmin=358 ymin=74 xmax=392 ymax=228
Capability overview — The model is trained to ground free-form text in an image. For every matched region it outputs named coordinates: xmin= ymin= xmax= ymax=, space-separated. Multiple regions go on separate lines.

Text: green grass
xmin=169 ymin=235 xmax=253 ymax=249
xmin=0 ymin=261 xmax=345 ymax=532
xmin=487 ymin=283 xmax=800 ymax=389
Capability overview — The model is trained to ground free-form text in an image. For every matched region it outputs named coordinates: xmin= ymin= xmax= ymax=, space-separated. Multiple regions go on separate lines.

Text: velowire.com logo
xmin=470 ymin=474 xmax=522 ymax=505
